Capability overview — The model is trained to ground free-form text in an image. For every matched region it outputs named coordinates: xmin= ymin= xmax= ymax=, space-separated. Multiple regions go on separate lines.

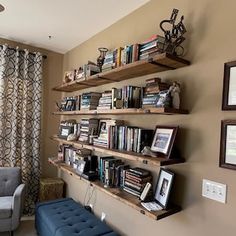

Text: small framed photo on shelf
xmin=219 ymin=120 xmax=236 ymax=170
xmin=154 ymin=168 xmax=174 ymax=209
xmin=222 ymin=61 xmax=236 ymax=110
xmin=151 ymin=126 xmax=178 ymax=158
xmin=75 ymin=160 xmax=86 ymax=175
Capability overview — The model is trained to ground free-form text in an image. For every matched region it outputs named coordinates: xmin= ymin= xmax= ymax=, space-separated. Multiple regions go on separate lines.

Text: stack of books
xmin=97 ymin=91 xmax=112 ymax=110
xmin=142 ymin=78 xmax=170 ymax=108
xmin=109 ymin=126 xmax=153 ymax=153
xmin=99 ymin=156 xmax=129 ymax=188
xmin=80 ymin=92 xmax=102 ymax=110
xmin=102 ymin=51 xmax=114 ymax=72
xmin=93 ymin=119 xmax=124 ymax=148
xmin=139 ymin=35 xmax=165 ymax=61
xmin=78 ymin=118 xmax=99 ymax=143
xmin=123 ymin=168 xmax=152 ymax=198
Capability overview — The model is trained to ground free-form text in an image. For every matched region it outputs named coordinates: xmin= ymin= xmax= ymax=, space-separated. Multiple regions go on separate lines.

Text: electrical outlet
xmin=101 ymin=212 xmax=106 ymax=222
xmin=202 ymin=179 xmax=227 ymax=203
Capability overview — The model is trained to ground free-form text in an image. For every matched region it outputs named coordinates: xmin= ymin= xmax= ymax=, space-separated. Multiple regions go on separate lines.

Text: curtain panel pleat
xmin=0 ymin=45 xmax=42 ymax=215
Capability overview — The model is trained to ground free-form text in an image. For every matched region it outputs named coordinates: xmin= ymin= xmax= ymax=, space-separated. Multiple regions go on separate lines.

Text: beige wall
xmin=59 ymin=0 xmax=236 ymax=235
xmin=0 ymin=38 xmax=63 ymax=177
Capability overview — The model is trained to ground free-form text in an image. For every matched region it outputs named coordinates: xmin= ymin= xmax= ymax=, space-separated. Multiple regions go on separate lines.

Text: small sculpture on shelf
xmin=168 ymin=81 xmax=181 ymax=109
xmin=97 ymin=47 xmax=108 ymax=71
xmin=159 ymin=8 xmax=187 ymax=56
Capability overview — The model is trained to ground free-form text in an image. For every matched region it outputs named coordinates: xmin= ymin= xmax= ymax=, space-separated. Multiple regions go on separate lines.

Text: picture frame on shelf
xmin=222 ymin=61 xmax=236 ymax=110
xmin=75 ymin=160 xmax=86 ymax=175
xmin=154 ymin=168 xmax=174 ymax=209
xmin=219 ymin=120 xmax=236 ymax=170
xmin=151 ymin=126 xmax=178 ymax=158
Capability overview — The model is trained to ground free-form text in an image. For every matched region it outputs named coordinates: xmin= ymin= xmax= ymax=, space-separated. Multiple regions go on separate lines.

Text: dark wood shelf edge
xmin=51 ymin=136 xmax=185 ymax=167
xmin=52 ymin=108 xmax=189 ymax=116
xmin=52 ymin=53 xmax=190 ymax=92
xmin=48 ymin=160 xmax=182 ymax=220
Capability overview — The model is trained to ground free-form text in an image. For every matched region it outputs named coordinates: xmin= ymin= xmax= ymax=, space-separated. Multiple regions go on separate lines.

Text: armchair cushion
xmin=0 ymin=167 xmax=21 ymax=197
xmin=0 ymin=196 xmax=12 ymax=219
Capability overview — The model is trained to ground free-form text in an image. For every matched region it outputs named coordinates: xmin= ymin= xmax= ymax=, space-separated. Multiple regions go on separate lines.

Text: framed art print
xmin=219 ymin=120 xmax=236 ymax=170
xmin=151 ymin=126 xmax=178 ymax=158
xmin=222 ymin=61 xmax=236 ymax=110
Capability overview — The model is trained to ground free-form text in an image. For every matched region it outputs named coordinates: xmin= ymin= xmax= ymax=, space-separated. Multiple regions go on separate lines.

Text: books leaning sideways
xmin=123 ymin=167 xmax=152 ymax=198
xmin=80 ymin=92 xmax=102 ymax=110
xmin=139 ymin=35 xmax=165 ymax=61
xmin=97 ymin=90 xmax=112 ymax=110
xmin=99 ymin=156 xmax=129 ymax=188
xmin=142 ymin=77 xmax=170 ymax=108
xmin=78 ymin=118 xmax=99 ymax=143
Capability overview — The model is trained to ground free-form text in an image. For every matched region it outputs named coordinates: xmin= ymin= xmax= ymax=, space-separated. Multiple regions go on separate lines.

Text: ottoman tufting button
xmin=68 ymin=223 xmax=73 ymax=226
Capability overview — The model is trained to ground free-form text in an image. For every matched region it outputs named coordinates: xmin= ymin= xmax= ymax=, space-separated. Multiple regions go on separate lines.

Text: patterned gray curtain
xmin=0 ymin=45 xmax=42 ymax=215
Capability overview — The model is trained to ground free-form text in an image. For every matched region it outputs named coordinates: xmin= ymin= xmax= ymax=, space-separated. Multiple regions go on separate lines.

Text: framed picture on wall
xmin=151 ymin=126 xmax=178 ymax=158
xmin=222 ymin=61 xmax=236 ymax=110
xmin=219 ymin=120 xmax=236 ymax=170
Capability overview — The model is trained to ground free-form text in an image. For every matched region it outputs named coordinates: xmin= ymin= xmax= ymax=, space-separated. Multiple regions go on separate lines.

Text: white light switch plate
xmin=202 ymin=179 xmax=227 ymax=203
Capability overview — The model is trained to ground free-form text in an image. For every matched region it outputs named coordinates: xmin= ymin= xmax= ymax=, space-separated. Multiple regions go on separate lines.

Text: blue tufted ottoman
xmin=35 ymin=198 xmax=119 ymax=236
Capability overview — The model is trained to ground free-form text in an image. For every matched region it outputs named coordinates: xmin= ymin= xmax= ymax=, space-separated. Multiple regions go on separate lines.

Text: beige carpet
xmin=0 ymin=217 xmax=37 ymax=236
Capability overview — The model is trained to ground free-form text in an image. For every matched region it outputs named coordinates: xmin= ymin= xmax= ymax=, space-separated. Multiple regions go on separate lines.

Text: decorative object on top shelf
xmin=64 ymin=70 xmax=75 ymax=83
xmin=160 ymin=8 xmax=187 ymax=56
xmin=219 ymin=120 xmax=236 ymax=170
xmin=222 ymin=61 xmax=236 ymax=110
xmin=97 ymin=47 xmax=108 ymax=71
xmin=151 ymin=126 xmax=178 ymax=159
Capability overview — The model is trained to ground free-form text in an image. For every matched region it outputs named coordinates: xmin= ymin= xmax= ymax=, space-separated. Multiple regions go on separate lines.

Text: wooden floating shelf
xmin=53 ymin=107 xmax=189 ymax=116
xmin=51 ymin=136 xmax=185 ymax=167
xmin=49 ymin=159 xmax=181 ymax=220
xmin=53 ymin=53 xmax=190 ymax=92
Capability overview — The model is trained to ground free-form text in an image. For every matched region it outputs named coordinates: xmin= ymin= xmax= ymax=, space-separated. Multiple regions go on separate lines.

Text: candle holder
xmin=97 ymin=47 xmax=108 ymax=71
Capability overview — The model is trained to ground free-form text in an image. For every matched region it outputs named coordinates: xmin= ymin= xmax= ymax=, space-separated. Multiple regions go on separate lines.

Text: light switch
xmin=202 ymin=179 xmax=227 ymax=203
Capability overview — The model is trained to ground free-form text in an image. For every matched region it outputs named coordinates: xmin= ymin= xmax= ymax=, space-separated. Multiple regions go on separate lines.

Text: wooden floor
xmin=0 ymin=217 xmax=37 ymax=236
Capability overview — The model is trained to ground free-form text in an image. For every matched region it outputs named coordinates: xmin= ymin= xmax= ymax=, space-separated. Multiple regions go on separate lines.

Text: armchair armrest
xmin=11 ymin=184 xmax=25 ymax=230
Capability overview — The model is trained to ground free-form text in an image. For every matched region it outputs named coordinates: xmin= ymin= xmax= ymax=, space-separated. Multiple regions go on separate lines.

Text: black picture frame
xmin=154 ymin=168 xmax=174 ymax=209
xmin=151 ymin=126 xmax=178 ymax=159
xmin=222 ymin=61 xmax=236 ymax=110
xmin=219 ymin=120 xmax=236 ymax=170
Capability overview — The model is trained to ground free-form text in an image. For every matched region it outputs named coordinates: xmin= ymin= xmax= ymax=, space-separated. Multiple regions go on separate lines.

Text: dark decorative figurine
xmin=160 ymin=8 xmax=187 ymax=56
xmin=97 ymin=47 xmax=108 ymax=71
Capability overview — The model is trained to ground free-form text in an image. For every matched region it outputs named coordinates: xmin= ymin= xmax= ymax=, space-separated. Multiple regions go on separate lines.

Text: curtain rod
xmin=0 ymin=45 xmax=47 ymax=59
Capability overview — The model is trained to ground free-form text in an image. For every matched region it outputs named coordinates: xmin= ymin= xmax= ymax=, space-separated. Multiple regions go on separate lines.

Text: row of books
xmin=109 ymin=126 xmax=153 ymax=153
xmin=99 ymin=156 xmax=129 ymax=187
xmin=101 ymin=34 xmax=165 ymax=73
xmin=92 ymin=118 xmax=154 ymax=153
xmin=98 ymin=156 xmax=152 ymax=196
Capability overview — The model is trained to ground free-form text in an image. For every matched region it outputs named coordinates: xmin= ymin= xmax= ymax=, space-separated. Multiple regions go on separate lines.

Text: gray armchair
xmin=0 ymin=167 xmax=25 ymax=236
